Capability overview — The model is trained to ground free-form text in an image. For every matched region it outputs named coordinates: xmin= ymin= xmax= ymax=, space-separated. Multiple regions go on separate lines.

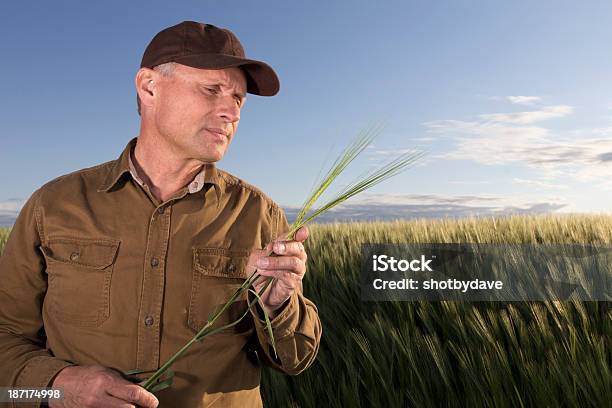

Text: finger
xmin=257 ymin=256 xmax=305 ymax=275
xmin=96 ymin=394 xmax=137 ymax=408
xmin=107 ymin=384 xmax=159 ymax=408
xmin=247 ymin=248 xmax=269 ymax=274
xmin=272 ymin=241 xmax=306 ymax=258
xmin=276 ymin=226 xmax=309 ymax=244
xmin=294 ymin=226 xmax=309 ymax=243
xmin=260 ymin=243 xmax=274 ymax=255
xmin=252 ymin=274 xmax=271 ymax=292
xmin=257 ymin=268 xmax=301 ymax=286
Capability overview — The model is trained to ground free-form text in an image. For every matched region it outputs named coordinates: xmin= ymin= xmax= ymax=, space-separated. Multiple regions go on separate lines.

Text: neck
xmin=132 ymin=132 xmax=204 ymax=202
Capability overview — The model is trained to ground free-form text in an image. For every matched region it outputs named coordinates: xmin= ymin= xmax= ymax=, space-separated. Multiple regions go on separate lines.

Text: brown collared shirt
xmin=0 ymin=137 xmax=322 ymax=408
xmin=127 ymin=146 xmax=207 ymax=196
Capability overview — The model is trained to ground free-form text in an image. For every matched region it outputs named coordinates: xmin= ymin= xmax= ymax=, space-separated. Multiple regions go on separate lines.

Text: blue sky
xmin=2 ymin=1 xmax=612 ymax=225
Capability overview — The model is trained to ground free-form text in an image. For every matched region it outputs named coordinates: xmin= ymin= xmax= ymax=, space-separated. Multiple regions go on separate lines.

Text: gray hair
xmin=136 ymin=62 xmax=177 ymax=116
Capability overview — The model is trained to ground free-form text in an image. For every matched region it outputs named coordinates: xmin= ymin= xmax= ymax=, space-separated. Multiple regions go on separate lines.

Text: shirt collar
xmin=97 ymin=137 xmax=222 ymax=204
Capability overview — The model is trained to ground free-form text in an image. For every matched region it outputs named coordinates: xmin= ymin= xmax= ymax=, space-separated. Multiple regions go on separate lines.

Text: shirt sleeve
xmin=0 ymin=189 xmax=73 ymax=405
xmin=247 ymin=205 xmax=322 ymax=375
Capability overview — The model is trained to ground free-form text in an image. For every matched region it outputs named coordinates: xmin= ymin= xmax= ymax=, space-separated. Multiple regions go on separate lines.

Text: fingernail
xmin=258 ymin=258 xmax=269 ymax=268
xmin=275 ymin=243 xmax=286 ymax=254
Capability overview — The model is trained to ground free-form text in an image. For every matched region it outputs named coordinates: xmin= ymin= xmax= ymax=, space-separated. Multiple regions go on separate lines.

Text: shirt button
xmin=144 ymin=316 xmax=154 ymax=326
xmin=151 ymin=257 xmax=159 ymax=267
xmin=192 ymin=181 xmax=199 ymax=189
xmin=228 ymin=263 xmax=236 ymax=274
xmin=157 ymin=207 xmax=165 ymax=214
xmin=70 ymin=252 xmax=80 ymax=261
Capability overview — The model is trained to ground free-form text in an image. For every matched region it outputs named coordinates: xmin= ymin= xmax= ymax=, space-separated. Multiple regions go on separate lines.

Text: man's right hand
xmin=49 ymin=365 xmax=159 ymax=408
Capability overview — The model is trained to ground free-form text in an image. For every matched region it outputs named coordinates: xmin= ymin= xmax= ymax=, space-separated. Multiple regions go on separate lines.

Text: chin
xmin=202 ymin=150 xmax=226 ymax=163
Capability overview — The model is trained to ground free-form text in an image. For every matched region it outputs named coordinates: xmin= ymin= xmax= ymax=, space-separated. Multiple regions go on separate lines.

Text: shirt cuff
xmin=15 ymin=356 xmax=74 ymax=408
xmin=248 ymin=291 xmax=299 ymax=342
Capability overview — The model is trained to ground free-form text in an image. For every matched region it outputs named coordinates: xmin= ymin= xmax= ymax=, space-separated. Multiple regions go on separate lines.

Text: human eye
xmin=200 ymin=85 xmax=219 ymax=95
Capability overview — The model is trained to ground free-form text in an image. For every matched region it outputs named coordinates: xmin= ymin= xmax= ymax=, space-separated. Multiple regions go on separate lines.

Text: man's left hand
xmin=249 ymin=226 xmax=308 ymax=319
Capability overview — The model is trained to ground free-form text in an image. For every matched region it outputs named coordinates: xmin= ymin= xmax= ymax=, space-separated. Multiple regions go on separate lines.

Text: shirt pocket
xmin=40 ymin=236 xmax=120 ymax=327
xmin=188 ymin=247 xmax=254 ymax=336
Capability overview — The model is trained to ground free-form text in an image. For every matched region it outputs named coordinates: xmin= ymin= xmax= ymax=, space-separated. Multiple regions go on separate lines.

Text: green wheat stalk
xmin=128 ymin=123 xmax=424 ymax=393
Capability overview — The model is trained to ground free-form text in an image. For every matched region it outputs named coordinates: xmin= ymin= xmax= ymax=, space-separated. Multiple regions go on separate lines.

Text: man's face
xmin=151 ymin=64 xmax=247 ymax=163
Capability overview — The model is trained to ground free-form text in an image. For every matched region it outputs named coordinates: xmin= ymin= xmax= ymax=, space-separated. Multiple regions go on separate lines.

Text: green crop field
xmin=1 ymin=215 xmax=610 ymax=407
xmin=260 ymin=215 xmax=611 ymax=408
xmin=0 ymin=228 xmax=10 ymax=252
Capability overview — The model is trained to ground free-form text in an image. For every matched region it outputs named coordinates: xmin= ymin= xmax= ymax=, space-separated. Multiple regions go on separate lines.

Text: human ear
xmin=135 ymin=68 xmax=157 ymax=111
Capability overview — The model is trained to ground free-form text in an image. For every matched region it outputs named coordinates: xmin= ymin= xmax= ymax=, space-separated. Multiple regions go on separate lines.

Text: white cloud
xmin=351 ymin=192 xmax=562 ymax=208
xmin=448 ymin=180 xmax=492 ymax=185
xmin=426 ymin=101 xmax=612 ymax=187
xmin=507 ymin=96 xmax=542 ymax=105
xmin=368 ymin=148 xmax=421 ymax=157
xmin=0 ymin=198 xmax=25 ymax=212
xmin=512 ymin=178 xmax=568 ymax=190
xmin=589 ymin=126 xmax=612 ymax=137
xmin=480 ymin=105 xmax=573 ymax=125
xmin=0 ymin=199 xmax=24 ymax=227
xmin=427 ymin=119 xmax=551 ymax=165
xmin=283 ymin=192 xmax=567 ymax=222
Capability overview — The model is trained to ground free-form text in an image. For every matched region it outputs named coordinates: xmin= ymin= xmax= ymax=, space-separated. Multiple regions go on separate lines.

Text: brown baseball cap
xmin=140 ymin=21 xmax=280 ymax=96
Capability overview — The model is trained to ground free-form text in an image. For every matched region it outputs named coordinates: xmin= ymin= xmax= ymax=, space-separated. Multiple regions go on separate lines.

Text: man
xmin=0 ymin=21 xmax=322 ymax=407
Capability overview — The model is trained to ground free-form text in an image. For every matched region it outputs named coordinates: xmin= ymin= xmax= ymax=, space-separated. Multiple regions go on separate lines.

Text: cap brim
xmin=165 ymin=54 xmax=280 ymax=96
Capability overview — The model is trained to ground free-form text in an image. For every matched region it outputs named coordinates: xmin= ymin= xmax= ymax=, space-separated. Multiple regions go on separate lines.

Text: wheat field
xmin=0 ymin=228 xmax=10 ymax=253
xmin=261 ymin=215 xmax=611 ymax=407
xmin=1 ymin=215 xmax=610 ymax=407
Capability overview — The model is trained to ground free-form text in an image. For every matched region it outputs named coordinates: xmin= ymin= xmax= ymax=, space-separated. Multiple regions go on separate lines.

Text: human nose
xmin=217 ymin=96 xmax=241 ymax=123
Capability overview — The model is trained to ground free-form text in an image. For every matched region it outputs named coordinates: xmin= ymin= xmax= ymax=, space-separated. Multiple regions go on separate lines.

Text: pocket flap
xmin=41 ymin=237 xmax=120 ymax=269
xmin=193 ymin=247 xmax=251 ymax=279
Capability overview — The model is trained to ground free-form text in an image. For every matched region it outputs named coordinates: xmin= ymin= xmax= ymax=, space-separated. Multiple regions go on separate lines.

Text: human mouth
xmin=205 ymin=128 xmax=229 ymax=141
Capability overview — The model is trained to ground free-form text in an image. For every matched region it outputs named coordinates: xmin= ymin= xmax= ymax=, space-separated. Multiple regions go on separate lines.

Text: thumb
xmin=293 ymin=226 xmax=309 ymax=243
